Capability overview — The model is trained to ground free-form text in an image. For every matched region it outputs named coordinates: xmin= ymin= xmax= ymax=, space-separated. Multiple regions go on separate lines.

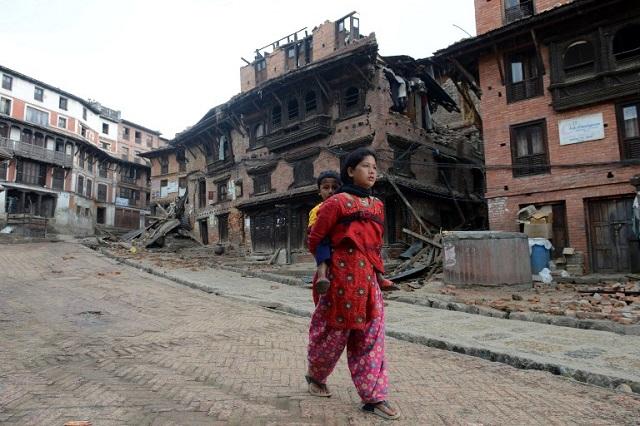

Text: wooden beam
xmin=530 ymin=28 xmax=546 ymax=75
xmin=313 ymin=74 xmax=331 ymax=100
xmin=451 ymin=78 xmax=483 ymax=132
xmin=271 ymin=92 xmax=283 ymax=107
xmin=493 ymin=44 xmax=506 ymax=86
xmin=387 ymin=176 xmax=429 ymax=235
xmin=351 ymin=63 xmax=373 ymax=87
xmin=449 ymin=58 xmax=482 ymax=97
xmin=402 ymin=228 xmax=443 ymax=249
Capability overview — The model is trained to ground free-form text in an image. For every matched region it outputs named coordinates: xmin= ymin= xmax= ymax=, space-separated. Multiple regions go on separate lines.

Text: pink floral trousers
xmin=307 ymin=290 xmax=389 ymax=403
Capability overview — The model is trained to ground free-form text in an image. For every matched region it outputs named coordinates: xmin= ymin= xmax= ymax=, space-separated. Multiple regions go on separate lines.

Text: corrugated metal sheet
xmin=443 ymin=231 xmax=532 ymax=287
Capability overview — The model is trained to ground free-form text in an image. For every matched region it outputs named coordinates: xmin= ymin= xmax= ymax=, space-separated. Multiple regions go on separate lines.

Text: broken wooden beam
xmin=387 ymin=176 xmax=430 ymax=235
xmin=402 ymin=228 xmax=443 ymax=249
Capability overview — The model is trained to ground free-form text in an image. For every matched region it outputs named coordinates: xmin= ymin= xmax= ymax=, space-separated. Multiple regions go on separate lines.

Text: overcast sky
xmin=0 ymin=0 xmax=476 ymax=138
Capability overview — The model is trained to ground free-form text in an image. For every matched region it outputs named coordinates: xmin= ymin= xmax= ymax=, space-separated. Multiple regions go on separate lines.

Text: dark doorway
xmin=199 ymin=219 xmax=209 ymax=245
xmin=96 ymin=207 xmax=106 ymax=224
xmin=587 ymin=197 xmax=634 ymax=273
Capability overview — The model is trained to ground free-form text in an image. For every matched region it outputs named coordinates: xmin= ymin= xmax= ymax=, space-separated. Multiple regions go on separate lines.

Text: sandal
xmin=315 ymin=278 xmax=330 ymax=295
xmin=305 ymin=375 xmax=332 ymax=397
xmin=362 ymin=400 xmax=400 ymax=420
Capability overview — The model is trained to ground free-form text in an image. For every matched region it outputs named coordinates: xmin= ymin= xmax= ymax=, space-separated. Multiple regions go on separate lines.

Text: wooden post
xmin=387 ymin=176 xmax=429 ymax=235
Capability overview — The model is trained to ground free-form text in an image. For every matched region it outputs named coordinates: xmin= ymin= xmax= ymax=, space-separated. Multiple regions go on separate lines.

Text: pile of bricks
xmin=529 ymin=282 xmax=640 ymax=323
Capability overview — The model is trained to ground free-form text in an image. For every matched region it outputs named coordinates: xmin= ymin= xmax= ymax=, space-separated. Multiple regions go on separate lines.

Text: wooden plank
xmin=449 ymin=58 xmax=481 ymax=96
xmin=387 ymin=176 xmax=429 ymax=234
xmin=530 ymin=29 xmax=546 ymax=75
xmin=402 ymin=228 xmax=443 ymax=249
xmin=493 ymin=44 xmax=505 ymax=86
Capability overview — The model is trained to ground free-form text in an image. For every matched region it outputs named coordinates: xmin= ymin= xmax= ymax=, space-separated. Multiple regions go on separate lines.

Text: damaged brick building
xmin=435 ymin=0 xmax=640 ymax=273
xmin=147 ymin=13 xmax=485 ymax=258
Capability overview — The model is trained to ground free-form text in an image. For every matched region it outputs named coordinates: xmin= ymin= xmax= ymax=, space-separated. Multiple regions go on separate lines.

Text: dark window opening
xmin=343 ymin=86 xmax=362 ymax=116
xmin=272 ymin=105 xmax=282 ymax=128
xmin=102 ymin=123 xmax=109 ymax=134
xmin=123 ymin=127 xmax=130 ymax=140
xmin=2 ymin=74 xmax=12 ymax=90
xmin=510 ymin=119 xmax=550 ymax=177
xmin=293 ymin=159 xmax=315 ymax=187
xmin=218 ymin=214 xmax=229 ymax=243
xmin=179 ymin=177 xmax=187 ymax=189
xmin=135 ymin=130 xmax=141 ymax=144
xmin=99 ymin=162 xmax=108 ymax=178
xmin=52 ymin=168 xmax=65 ymax=190
xmin=86 ymin=179 xmax=93 ymax=199
xmin=217 ymin=181 xmax=228 ymax=202
xmin=617 ymin=100 xmax=640 ymax=160
xmin=96 ymin=207 xmax=106 ymax=224
xmin=253 ymin=172 xmax=271 ymax=195
xmin=287 ymin=98 xmax=299 ymax=121
xmin=77 ymin=175 xmax=84 ymax=194
xmin=160 ymin=155 xmax=169 ymax=174
xmin=305 ymin=91 xmax=317 ymax=114
xmin=160 ymin=179 xmax=168 ymax=188
xmin=504 ymin=0 xmax=534 ymax=24
xmin=506 ymin=50 xmax=542 ymax=103
xmin=0 ymin=160 xmax=7 ymax=181
xmin=97 ymin=184 xmax=107 ymax=202
xmin=82 ymin=107 xmax=87 ymax=121
xmin=250 ymin=123 xmax=265 ymax=148
xmin=59 ymin=97 xmax=68 ymax=110
xmin=198 ymin=180 xmax=207 ymax=208
xmin=255 ymin=59 xmax=267 ymax=84
xmin=612 ymin=24 xmax=640 ymax=63
xmin=0 ymin=97 xmax=11 ymax=115
xmin=563 ymin=40 xmax=595 ymax=77
xmin=34 ymin=87 xmax=44 ymax=101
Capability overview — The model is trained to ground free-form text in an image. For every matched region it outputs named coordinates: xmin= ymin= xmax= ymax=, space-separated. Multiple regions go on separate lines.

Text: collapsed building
xmin=145 ymin=12 xmax=486 ymax=260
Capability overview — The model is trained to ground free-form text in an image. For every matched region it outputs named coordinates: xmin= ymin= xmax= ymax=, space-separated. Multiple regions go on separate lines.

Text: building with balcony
xmin=435 ymin=0 xmax=640 ymax=273
xmin=0 ymin=64 xmax=162 ymax=234
xmin=156 ymin=12 xmax=484 ymax=256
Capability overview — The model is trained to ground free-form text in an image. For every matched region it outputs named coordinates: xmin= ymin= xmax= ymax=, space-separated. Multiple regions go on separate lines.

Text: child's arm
xmin=308 ymin=197 xmax=340 ymax=255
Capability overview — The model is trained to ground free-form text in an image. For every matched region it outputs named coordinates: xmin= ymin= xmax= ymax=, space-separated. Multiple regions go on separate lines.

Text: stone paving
xmin=1 ymin=242 xmax=640 ymax=425
xmin=100 ymin=246 xmax=640 ymax=394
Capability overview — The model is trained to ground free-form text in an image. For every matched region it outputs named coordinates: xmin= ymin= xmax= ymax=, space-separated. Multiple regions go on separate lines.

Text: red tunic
xmin=308 ymin=192 xmax=385 ymax=330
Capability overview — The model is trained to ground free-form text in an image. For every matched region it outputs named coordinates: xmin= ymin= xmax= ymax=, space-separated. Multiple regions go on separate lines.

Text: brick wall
xmin=478 ymin=38 xmax=639 ymax=271
xmin=474 ymin=0 xmax=576 ymax=35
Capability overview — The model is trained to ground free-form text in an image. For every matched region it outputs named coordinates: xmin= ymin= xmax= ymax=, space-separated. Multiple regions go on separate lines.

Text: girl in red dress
xmin=306 ymin=148 xmax=400 ymax=420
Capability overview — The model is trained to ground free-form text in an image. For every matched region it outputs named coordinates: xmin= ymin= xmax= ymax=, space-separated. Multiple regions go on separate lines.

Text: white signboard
xmin=167 ymin=180 xmax=179 ymax=194
xmin=559 ymin=113 xmax=605 ymax=145
xmin=115 ymin=197 xmax=129 ymax=207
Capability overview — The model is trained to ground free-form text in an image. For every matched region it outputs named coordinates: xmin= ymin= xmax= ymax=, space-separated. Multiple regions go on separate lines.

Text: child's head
xmin=340 ymin=148 xmax=378 ymax=189
xmin=317 ymin=170 xmax=341 ymax=201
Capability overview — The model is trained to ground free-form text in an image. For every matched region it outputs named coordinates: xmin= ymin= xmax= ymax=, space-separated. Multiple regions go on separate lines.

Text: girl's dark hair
xmin=340 ymin=147 xmax=377 ymax=184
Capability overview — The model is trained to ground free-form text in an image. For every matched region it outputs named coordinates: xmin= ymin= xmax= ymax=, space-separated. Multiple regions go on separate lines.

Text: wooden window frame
xmin=59 ymin=97 xmax=68 ymax=111
xmin=2 ymin=74 xmax=12 ymax=90
xmin=616 ymin=98 xmax=640 ymax=160
xmin=506 ymin=49 xmax=543 ymax=103
xmin=253 ymin=172 xmax=271 ymax=195
xmin=34 ymin=87 xmax=44 ymax=102
xmin=217 ymin=180 xmax=228 ymax=202
xmin=510 ymin=119 xmax=550 ymax=177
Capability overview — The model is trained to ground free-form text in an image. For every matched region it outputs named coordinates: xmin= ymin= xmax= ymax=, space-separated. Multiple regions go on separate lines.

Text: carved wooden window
xmin=563 ymin=40 xmax=595 ymax=77
xmin=250 ymin=123 xmax=265 ymax=148
xmin=160 ymin=155 xmax=169 ymax=174
xmin=97 ymin=183 xmax=107 ymax=202
xmin=86 ymin=179 xmax=93 ymax=199
xmin=52 ymin=168 xmax=65 ymax=190
xmin=288 ymin=98 xmax=299 ymax=121
xmin=272 ymin=105 xmax=282 ymax=128
xmin=342 ymin=86 xmax=362 ymax=117
xmin=617 ymin=100 xmax=640 ymax=160
xmin=217 ymin=180 xmax=228 ymax=202
xmin=77 ymin=175 xmax=84 ymax=194
xmin=253 ymin=172 xmax=271 ymax=195
xmin=506 ymin=50 xmax=542 ymax=103
xmin=305 ymin=91 xmax=317 ymax=114
xmin=612 ymin=24 xmax=640 ymax=64
xmin=510 ymin=119 xmax=550 ymax=177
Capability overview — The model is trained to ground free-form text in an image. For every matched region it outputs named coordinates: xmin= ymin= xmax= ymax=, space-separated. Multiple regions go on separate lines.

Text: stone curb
xmin=200 ymin=265 xmax=640 ymax=337
xmin=89 ymin=244 xmax=639 ymax=395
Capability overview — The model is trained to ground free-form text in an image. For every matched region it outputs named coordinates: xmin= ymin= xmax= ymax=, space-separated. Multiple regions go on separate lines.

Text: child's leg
xmin=317 ymin=262 xmax=328 ymax=280
xmin=316 ymin=261 xmax=330 ymax=294
xmin=376 ymin=271 xmax=398 ymax=291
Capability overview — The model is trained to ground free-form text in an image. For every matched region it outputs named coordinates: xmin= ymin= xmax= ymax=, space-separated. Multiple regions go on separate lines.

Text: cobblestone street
xmin=1 ymin=242 xmax=640 ymax=425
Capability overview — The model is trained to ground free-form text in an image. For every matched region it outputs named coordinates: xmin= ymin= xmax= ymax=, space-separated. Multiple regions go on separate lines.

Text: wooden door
xmin=252 ymin=213 xmax=274 ymax=253
xmin=199 ymin=219 xmax=209 ymax=245
xmin=587 ymin=197 xmax=633 ymax=272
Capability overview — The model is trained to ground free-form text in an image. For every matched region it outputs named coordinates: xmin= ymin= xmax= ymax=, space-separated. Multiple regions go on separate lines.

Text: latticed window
xmin=52 ymin=168 xmax=65 ymax=190
xmin=618 ymin=101 xmax=640 ymax=159
xmin=253 ymin=173 xmax=271 ymax=194
xmin=160 ymin=155 xmax=169 ymax=174
xmin=563 ymin=40 xmax=595 ymax=77
xmin=97 ymin=183 xmax=107 ymax=202
xmin=504 ymin=0 xmax=534 ymax=24
xmin=506 ymin=50 xmax=542 ymax=103
xmin=343 ymin=86 xmax=360 ymax=115
xmin=305 ymin=91 xmax=317 ymax=114
xmin=217 ymin=181 xmax=228 ymax=202
xmin=16 ymin=160 xmax=46 ymax=186
xmin=272 ymin=105 xmax=282 ymax=128
xmin=288 ymin=98 xmax=299 ymax=121
xmin=510 ymin=120 xmax=550 ymax=177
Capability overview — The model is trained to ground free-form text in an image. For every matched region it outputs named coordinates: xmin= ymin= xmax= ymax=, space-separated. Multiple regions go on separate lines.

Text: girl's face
xmin=348 ymin=155 xmax=377 ymax=189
